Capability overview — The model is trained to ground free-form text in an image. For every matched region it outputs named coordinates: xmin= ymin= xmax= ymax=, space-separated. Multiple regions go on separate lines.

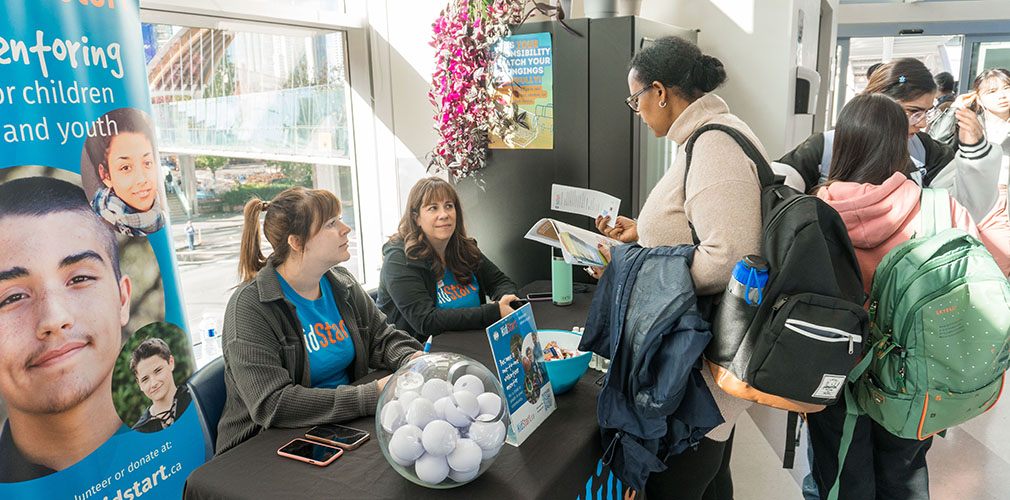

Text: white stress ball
xmin=406 ymin=398 xmax=438 ymax=429
xmin=481 ymin=443 xmax=502 ymax=460
xmin=421 ymin=378 xmax=453 ymax=402
xmin=447 ymin=438 xmax=482 ymax=473
xmin=453 ymin=374 xmax=485 ymax=396
xmin=415 ymin=453 xmax=450 ymax=485
xmin=443 ymin=396 xmax=474 ymax=428
xmin=468 ymin=416 xmax=507 ymax=451
xmin=477 ymin=392 xmax=502 ymax=417
xmin=421 ymin=420 xmax=459 ymax=456
xmin=452 ymin=391 xmax=480 ymax=419
xmin=389 ymin=448 xmax=416 ymax=467
xmin=398 ymin=390 xmax=420 ymax=408
xmin=433 ymin=396 xmax=451 ymax=420
xmin=389 ymin=425 xmax=424 ymax=463
xmin=395 ymin=371 xmax=424 ymax=397
xmin=380 ymin=400 xmax=406 ymax=433
xmin=448 ymin=466 xmax=480 ymax=483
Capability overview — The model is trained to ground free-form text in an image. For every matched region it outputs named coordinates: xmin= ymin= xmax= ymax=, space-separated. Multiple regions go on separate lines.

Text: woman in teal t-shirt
xmin=216 ymin=187 xmax=422 ymax=454
xmin=377 ymin=177 xmax=519 ymax=340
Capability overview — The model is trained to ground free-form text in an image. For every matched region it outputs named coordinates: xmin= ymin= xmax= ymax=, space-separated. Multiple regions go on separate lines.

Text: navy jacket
xmin=579 ymin=244 xmax=723 ymax=492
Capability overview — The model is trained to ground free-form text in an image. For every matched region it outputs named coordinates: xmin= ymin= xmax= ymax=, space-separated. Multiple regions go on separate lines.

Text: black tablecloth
xmin=183 ymin=288 xmax=605 ymax=500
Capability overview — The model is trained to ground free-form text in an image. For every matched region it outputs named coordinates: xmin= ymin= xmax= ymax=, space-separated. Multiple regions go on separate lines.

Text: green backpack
xmin=827 ymin=188 xmax=1010 ymax=500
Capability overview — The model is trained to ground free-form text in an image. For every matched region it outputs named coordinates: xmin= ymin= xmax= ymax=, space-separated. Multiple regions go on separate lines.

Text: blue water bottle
xmin=727 ymin=255 xmax=770 ymax=306
xmin=709 ymin=255 xmax=769 ymax=362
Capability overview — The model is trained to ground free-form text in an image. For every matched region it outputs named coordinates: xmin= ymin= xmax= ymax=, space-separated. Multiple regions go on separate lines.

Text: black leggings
xmin=645 ymin=429 xmax=735 ymax=500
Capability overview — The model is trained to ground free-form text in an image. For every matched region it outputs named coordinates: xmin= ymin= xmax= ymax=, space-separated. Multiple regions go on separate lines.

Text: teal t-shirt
xmin=435 ymin=269 xmax=481 ymax=309
xmin=277 ymin=272 xmax=355 ymax=388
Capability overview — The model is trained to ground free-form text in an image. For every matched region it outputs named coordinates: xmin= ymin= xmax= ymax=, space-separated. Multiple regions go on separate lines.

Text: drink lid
xmin=732 ymin=257 xmax=769 ymax=288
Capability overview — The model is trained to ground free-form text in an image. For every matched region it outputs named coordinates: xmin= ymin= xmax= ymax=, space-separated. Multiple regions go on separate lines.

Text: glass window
xmin=144 ymin=22 xmax=359 ymax=366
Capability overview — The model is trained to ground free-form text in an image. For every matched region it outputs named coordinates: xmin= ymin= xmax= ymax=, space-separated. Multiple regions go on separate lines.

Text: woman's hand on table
xmin=595 ymin=215 xmax=638 ymax=243
xmin=497 ymin=293 xmax=519 ymax=318
xmin=376 ymin=374 xmax=392 ymax=393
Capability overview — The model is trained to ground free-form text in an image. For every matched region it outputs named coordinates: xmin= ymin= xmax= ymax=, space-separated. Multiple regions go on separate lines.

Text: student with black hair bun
xmin=593 ymin=35 xmax=770 ymax=499
xmin=776 ymin=58 xmax=1002 ymax=223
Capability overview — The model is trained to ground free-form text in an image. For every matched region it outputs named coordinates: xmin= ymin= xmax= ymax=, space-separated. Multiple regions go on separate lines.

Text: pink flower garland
xmin=428 ymin=0 xmax=526 ymax=179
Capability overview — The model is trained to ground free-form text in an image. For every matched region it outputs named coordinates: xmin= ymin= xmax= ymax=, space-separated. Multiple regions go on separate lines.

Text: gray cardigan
xmin=215 ymin=260 xmax=421 ymax=454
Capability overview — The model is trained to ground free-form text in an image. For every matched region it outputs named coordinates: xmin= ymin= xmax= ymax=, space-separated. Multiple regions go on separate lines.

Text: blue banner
xmin=0 ymin=1 xmax=203 ymax=498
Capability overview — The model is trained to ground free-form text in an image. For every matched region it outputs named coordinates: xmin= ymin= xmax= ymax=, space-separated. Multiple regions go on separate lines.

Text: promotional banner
xmin=489 ymin=32 xmax=554 ymax=149
xmin=0 ymin=1 xmax=204 ymax=498
xmin=485 ymin=304 xmax=556 ymax=446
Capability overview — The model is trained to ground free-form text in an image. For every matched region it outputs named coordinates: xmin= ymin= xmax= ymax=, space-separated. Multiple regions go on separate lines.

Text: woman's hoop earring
xmin=659 ymin=101 xmax=667 ymax=108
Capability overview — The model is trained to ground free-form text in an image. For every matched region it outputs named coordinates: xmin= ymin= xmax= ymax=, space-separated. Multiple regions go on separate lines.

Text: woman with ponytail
xmin=593 ymin=35 xmax=771 ymax=499
xmin=216 ymin=187 xmax=421 ymax=454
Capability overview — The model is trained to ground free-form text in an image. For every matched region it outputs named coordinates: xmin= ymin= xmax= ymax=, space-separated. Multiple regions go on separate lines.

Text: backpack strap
xmin=825 ymin=347 xmax=875 ymax=500
xmin=683 ymin=124 xmax=777 ymax=244
xmin=920 ymin=187 xmax=953 ymax=238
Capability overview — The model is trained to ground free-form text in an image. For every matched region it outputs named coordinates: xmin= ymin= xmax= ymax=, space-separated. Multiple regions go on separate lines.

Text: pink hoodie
xmin=816 ymin=172 xmax=980 ymax=298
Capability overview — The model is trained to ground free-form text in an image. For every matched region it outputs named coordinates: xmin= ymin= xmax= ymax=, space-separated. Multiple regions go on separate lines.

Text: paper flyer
xmin=551 ymin=184 xmax=620 ymax=227
xmin=485 ymin=304 xmax=556 ymax=446
xmin=524 ymin=218 xmax=621 ymax=267
xmin=0 ymin=1 xmax=204 ymax=498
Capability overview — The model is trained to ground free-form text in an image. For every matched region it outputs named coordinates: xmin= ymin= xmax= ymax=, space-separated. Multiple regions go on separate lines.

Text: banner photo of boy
xmin=113 ymin=324 xmax=194 ymax=434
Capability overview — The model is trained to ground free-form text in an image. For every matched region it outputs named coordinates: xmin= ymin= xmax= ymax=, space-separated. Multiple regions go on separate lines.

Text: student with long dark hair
xmin=594 ymin=35 xmax=768 ymax=499
xmin=808 ymin=94 xmax=990 ymax=499
xmin=777 ymin=58 xmax=1001 ymax=223
xmin=216 ymin=187 xmax=421 ymax=454
xmin=376 ymin=177 xmax=518 ymax=340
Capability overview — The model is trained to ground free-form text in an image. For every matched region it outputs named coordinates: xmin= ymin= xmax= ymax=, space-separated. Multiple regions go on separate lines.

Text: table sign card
xmin=485 ymin=304 xmax=556 ymax=446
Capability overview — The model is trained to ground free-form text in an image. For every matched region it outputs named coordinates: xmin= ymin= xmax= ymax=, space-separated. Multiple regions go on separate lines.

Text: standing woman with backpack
xmin=808 ymin=93 xmax=995 ymax=499
xmin=594 ymin=36 xmax=769 ymax=499
xmin=777 ymin=58 xmax=1002 ymax=224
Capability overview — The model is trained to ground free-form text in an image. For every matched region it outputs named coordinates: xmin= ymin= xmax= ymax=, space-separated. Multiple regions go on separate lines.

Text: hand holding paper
xmin=551 ymin=184 xmax=621 ymax=227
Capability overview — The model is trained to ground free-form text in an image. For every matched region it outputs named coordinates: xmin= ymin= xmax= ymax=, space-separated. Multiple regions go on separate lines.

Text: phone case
xmin=304 ymin=426 xmax=370 ymax=450
xmin=277 ymin=438 xmax=343 ymax=466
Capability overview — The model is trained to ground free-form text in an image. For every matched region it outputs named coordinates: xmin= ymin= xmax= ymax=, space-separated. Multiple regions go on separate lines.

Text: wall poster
xmin=489 ymin=32 xmax=554 ymax=150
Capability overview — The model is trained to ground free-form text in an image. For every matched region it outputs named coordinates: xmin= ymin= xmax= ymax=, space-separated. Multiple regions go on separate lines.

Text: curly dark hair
xmin=629 ymin=36 xmax=727 ymax=99
xmin=391 ymin=177 xmax=481 ymax=286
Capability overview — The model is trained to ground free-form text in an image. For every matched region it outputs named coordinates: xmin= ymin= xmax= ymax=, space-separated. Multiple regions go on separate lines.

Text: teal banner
xmin=0 ymin=1 xmax=204 ymax=498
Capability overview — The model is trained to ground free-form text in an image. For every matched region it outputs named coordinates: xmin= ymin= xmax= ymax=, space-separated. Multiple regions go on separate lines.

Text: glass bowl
xmin=376 ymin=352 xmax=509 ymax=488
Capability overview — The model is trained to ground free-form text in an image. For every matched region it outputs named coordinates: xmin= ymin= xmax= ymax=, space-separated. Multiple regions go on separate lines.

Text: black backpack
xmin=683 ymin=124 xmax=869 ymax=463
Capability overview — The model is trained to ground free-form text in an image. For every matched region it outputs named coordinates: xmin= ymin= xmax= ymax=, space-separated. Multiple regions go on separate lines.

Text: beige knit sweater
xmin=637 ymin=93 xmax=764 ymax=441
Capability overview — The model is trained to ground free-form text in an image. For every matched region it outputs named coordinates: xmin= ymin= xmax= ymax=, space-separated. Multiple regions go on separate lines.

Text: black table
xmin=183 ymin=288 xmax=616 ymax=500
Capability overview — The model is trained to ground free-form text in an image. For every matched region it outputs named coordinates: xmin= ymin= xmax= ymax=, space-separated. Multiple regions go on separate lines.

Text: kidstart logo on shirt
xmin=277 ymin=272 xmax=355 ymax=389
xmin=436 ymin=269 xmax=481 ymax=309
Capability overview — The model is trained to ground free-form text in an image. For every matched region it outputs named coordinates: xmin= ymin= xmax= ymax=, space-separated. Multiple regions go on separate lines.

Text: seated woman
xmin=377 ymin=177 xmax=519 ymax=340
xmin=216 ymin=187 xmax=422 ymax=454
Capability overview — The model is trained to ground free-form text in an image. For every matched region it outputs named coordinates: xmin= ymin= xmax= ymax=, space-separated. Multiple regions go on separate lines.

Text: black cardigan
xmin=376 ymin=240 xmax=518 ymax=339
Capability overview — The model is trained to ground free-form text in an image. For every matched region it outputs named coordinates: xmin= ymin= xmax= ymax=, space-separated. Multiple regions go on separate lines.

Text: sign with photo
xmin=0 ymin=1 xmax=203 ymax=498
xmin=484 ymin=304 xmax=556 ymax=446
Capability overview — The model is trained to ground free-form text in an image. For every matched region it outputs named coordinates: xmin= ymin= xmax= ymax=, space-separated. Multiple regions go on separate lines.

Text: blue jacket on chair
xmin=579 ymin=244 xmax=723 ymax=492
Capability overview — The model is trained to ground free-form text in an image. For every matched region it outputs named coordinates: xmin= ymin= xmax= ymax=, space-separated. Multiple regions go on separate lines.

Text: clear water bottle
xmin=710 ymin=255 xmax=769 ymax=360
xmin=200 ymin=316 xmax=221 ymax=357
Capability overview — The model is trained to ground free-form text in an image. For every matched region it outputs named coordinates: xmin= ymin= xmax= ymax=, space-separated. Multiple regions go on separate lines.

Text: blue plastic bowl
xmin=537 ymin=329 xmax=591 ymax=395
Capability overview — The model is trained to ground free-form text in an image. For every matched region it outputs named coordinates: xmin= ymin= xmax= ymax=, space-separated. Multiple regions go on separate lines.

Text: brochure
xmin=485 ymin=304 xmax=556 ymax=446
xmin=550 ymin=184 xmax=621 ymax=227
xmin=524 ymin=218 xmax=621 ymax=267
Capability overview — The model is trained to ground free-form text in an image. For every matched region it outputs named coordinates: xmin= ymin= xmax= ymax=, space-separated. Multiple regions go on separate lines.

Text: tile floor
xmin=731 ymin=395 xmax=1010 ymax=500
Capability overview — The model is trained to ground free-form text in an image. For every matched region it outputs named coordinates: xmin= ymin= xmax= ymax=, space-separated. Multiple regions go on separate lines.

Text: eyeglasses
xmin=625 ymin=86 xmax=651 ymax=112
xmin=906 ymin=108 xmax=930 ymax=125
